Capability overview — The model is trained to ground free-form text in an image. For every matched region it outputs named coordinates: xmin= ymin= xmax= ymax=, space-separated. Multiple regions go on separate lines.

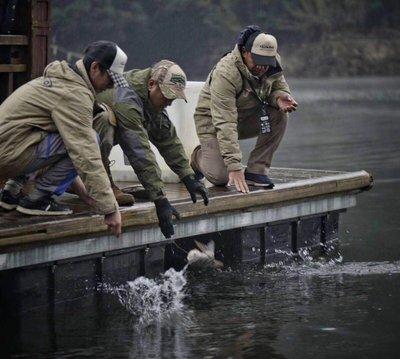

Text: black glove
xmin=154 ymin=197 xmax=180 ymax=238
xmin=182 ymin=174 xmax=209 ymax=206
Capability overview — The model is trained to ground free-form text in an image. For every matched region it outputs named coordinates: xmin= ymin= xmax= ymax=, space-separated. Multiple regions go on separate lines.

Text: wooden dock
xmin=0 ymin=168 xmax=372 ymax=270
xmin=0 ymin=167 xmax=372 ymax=313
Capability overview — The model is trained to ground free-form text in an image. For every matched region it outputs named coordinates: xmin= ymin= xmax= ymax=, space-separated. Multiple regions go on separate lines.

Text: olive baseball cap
xmin=245 ymin=33 xmax=278 ymax=67
xmin=151 ymin=60 xmax=187 ymax=102
xmin=84 ymin=41 xmax=129 ymax=87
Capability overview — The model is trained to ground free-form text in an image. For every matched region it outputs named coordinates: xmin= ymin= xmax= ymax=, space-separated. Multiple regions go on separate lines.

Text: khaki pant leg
xmin=93 ymin=108 xmax=116 ymax=173
xmin=192 ymin=137 xmax=229 ymax=185
xmin=245 ymin=107 xmax=288 ymax=175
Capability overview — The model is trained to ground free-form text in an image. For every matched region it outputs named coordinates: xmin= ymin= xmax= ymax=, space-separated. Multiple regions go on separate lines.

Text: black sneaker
xmin=0 ymin=189 xmax=20 ymax=210
xmin=244 ymin=171 xmax=275 ymax=189
xmin=16 ymin=196 xmax=73 ymax=216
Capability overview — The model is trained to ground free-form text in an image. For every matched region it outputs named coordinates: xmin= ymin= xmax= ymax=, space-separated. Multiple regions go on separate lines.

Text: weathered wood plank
xmin=0 ymin=35 xmax=29 ymax=45
xmin=0 ymin=64 xmax=27 ymax=72
xmin=0 ymin=170 xmax=372 ymax=247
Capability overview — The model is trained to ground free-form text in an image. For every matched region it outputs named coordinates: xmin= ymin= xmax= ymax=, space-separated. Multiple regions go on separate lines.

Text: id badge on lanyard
xmin=260 ymin=101 xmax=271 ymax=134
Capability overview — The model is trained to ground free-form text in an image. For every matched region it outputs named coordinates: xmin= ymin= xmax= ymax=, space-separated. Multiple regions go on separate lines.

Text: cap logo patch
xmin=260 ymin=44 xmax=275 ymax=49
xmin=170 ymin=74 xmax=186 ymax=86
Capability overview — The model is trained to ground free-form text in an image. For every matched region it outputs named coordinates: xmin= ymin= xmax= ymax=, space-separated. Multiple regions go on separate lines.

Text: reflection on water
xmin=3 ymin=77 xmax=400 ymax=358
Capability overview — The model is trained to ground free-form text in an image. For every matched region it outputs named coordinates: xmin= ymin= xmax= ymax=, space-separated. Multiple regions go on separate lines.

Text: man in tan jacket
xmin=192 ymin=25 xmax=298 ymax=193
xmin=0 ymin=41 xmax=127 ymax=236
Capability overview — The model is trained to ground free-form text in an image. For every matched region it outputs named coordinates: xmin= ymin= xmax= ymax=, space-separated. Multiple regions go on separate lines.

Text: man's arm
xmin=150 ymin=113 xmax=209 ymax=205
xmin=114 ymin=102 xmax=166 ymax=201
xmin=51 ymin=90 xmax=118 ymax=215
xmin=268 ymin=74 xmax=291 ymax=108
xmin=52 ymin=90 xmax=121 ymax=236
xmin=209 ymin=70 xmax=249 ymax=193
xmin=149 ymin=112 xmax=193 ymax=180
xmin=268 ymin=74 xmax=298 ymax=113
xmin=114 ymin=102 xmax=183 ymax=237
xmin=209 ymin=70 xmax=243 ymax=172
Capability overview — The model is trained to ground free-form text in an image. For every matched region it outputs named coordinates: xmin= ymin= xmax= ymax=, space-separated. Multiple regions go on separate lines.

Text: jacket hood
xmin=124 ymin=68 xmax=151 ymax=102
xmin=124 ymin=68 xmax=162 ymax=114
xmin=43 ymin=60 xmax=96 ymax=96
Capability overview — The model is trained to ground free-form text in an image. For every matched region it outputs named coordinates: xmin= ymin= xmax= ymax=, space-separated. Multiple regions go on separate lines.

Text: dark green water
xmin=3 ymin=77 xmax=400 ymax=358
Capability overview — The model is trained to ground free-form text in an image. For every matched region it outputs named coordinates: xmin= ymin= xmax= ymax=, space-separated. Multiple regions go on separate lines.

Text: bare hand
xmin=277 ymin=93 xmax=298 ymax=113
xmin=69 ymin=177 xmax=95 ymax=207
xmin=228 ymin=170 xmax=249 ymax=193
xmin=104 ymin=210 xmax=122 ymax=237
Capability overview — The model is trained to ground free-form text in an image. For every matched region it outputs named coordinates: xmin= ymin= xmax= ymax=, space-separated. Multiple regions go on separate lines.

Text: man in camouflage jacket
xmin=96 ymin=60 xmax=208 ymax=238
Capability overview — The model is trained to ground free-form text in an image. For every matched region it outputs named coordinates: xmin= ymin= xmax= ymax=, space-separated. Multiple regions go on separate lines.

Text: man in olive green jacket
xmin=192 ymin=26 xmax=298 ymax=193
xmin=0 ymin=41 xmax=127 ymax=236
xmin=95 ymin=60 xmax=208 ymax=238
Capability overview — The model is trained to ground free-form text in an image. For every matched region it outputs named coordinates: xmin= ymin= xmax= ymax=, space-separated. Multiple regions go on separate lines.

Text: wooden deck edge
xmin=0 ymin=170 xmax=372 ymax=247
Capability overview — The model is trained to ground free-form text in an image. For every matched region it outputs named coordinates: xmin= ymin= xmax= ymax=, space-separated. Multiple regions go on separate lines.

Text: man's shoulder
xmin=125 ymin=68 xmax=151 ymax=95
xmin=99 ymin=85 xmax=143 ymax=111
xmin=210 ymin=53 xmax=242 ymax=91
xmin=215 ymin=52 xmax=241 ymax=76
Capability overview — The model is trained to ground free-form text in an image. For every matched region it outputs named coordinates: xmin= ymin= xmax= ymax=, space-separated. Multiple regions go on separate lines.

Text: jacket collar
xmin=74 ymin=59 xmax=96 ymax=96
xmin=125 ymin=68 xmax=160 ymax=114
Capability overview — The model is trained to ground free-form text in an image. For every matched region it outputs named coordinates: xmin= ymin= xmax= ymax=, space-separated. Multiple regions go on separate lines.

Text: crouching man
xmin=191 ymin=25 xmax=298 ymax=193
xmin=0 ymin=41 xmax=127 ymax=237
xmin=95 ymin=60 xmax=208 ymax=238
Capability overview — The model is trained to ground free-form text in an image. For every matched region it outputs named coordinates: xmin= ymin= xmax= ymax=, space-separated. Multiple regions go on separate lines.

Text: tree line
xmin=52 ymin=0 xmax=400 ymax=78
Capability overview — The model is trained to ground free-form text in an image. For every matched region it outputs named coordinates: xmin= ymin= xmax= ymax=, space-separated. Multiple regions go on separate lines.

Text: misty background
xmin=51 ymin=0 xmax=400 ymax=79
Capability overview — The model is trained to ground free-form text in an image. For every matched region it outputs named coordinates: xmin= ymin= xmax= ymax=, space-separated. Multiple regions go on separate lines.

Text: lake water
xmin=2 ymin=77 xmax=400 ymax=358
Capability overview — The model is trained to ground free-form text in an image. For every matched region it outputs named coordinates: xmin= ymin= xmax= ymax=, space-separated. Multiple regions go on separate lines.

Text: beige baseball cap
xmin=151 ymin=60 xmax=187 ymax=102
xmin=245 ymin=33 xmax=278 ymax=67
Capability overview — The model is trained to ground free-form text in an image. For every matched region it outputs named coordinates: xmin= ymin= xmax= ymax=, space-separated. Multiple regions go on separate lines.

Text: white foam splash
xmin=266 ymin=258 xmax=400 ymax=277
xmin=100 ymin=268 xmax=188 ymax=326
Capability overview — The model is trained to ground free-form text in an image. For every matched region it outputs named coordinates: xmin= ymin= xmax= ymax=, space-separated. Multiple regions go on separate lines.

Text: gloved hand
xmin=154 ymin=197 xmax=180 ymax=238
xmin=182 ymin=174 xmax=209 ymax=206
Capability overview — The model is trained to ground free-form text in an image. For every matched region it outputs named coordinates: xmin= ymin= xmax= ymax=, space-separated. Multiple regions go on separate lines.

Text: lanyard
xmin=245 ymin=77 xmax=271 ymax=134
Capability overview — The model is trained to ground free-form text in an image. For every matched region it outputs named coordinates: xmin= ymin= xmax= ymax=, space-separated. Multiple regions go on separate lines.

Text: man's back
xmin=0 ymin=60 xmax=94 ymax=176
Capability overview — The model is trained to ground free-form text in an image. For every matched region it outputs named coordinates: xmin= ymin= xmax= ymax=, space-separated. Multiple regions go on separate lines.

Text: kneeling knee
xmin=205 ymin=172 xmax=228 ymax=186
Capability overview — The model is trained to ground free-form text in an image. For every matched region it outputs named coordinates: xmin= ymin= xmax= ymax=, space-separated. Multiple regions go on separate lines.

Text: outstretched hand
xmin=104 ymin=210 xmax=122 ymax=238
xmin=228 ymin=170 xmax=249 ymax=194
xmin=182 ymin=175 xmax=209 ymax=206
xmin=154 ymin=197 xmax=180 ymax=238
xmin=277 ymin=93 xmax=298 ymax=113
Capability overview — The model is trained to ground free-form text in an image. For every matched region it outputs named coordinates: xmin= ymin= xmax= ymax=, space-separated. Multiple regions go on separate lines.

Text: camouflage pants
xmin=191 ymin=106 xmax=288 ymax=185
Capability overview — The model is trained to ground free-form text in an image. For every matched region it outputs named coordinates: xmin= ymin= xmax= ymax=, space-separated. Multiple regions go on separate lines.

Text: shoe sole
xmin=0 ymin=201 xmax=18 ymax=210
xmin=16 ymin=205 xmax=73 ymax=216
xmin=245 ymin=180 xmax=274 ymax=189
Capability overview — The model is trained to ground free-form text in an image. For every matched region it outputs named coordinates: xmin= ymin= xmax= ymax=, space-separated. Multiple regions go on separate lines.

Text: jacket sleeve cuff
xmin=149 ymin=188 xmax=166 ymax=202
xmin=226 ymin=162 xmax=244 ymax=172
xmin=178 ymin=167 xmax=195 ymax=180
xmin=269 ymin=90 xmax=291 ymax=108
xmin=99 ymin=201 xmax=119 ymax=215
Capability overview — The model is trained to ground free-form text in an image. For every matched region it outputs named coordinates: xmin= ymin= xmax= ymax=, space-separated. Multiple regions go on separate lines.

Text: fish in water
xmin=187 ymin=240 xmax=223 ymax=270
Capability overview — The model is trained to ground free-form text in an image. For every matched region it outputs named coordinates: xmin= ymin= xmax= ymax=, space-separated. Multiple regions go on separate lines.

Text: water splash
xmin=263 ymin=241 xmax=400 ymax=277
xmin=288 ymin=260 xmax=400 ymax=277
xmin=265 ymin=255 xmax=400 ymax=277
xmin=100 ymin=267 xmax=188 ymax=326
